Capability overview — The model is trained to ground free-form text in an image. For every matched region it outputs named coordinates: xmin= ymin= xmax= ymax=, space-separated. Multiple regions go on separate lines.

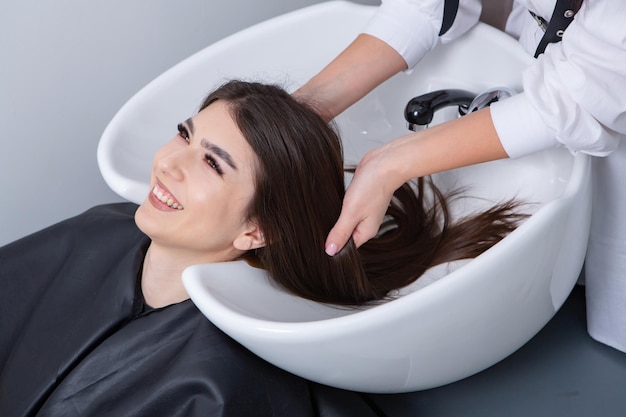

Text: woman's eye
xmin=205 ymin=154 xmax=224 ymax=176
xmin=177 ymin=123 xmax=190 ymax=142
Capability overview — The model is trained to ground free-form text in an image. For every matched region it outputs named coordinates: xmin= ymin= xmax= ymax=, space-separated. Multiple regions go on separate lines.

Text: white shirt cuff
xmin=490 ymin=93 xmax=560 ymax=159
xmin=363 ymin=2 xmax=440 ymax=69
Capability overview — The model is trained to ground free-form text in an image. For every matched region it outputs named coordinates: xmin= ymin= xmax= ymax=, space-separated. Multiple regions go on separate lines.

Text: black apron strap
xmin=532 ymin=0 xmax=583 ymax=57
xmin=439 ymin=0 xmax=460 ymax=36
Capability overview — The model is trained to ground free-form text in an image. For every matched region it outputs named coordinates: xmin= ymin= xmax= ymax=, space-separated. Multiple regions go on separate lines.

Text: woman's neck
xmin=140 ymin=243 xmax=192 ymax=308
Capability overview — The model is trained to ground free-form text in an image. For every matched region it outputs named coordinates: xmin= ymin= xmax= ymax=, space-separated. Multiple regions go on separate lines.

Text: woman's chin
xmin=134 ymin=201 xmax=161 ymax=238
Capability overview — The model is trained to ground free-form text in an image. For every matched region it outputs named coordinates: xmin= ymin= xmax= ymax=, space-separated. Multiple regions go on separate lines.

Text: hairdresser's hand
xmin=324 ymin=142 xmax=406 ymax=255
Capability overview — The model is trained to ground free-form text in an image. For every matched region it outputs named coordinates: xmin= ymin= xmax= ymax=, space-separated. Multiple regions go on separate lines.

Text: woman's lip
xmin=155 ymin=179 xmax=176 ymax=199
xmin=149 ymin=179 xmax=184 ymax=211
xmin=148 ymin=191 xmax=177 ymax=212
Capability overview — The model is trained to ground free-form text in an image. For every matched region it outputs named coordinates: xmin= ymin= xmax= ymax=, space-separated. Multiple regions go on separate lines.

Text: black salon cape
xmin=0 ymin=203 xmax=382 ymax=417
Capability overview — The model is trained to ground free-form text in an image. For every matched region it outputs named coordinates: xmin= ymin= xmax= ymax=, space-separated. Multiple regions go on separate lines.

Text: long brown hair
xmin=200 ymin=80 xmax=525 ymax=305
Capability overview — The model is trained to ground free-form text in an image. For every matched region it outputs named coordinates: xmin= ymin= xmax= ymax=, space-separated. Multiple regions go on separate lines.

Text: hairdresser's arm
xmin=324 ymin=107 xmax=508 ymax=256
xmin=294 ymin=0 xmax=481 ymax=120
xmin=294 ymin=34 xmax=407 ymax=121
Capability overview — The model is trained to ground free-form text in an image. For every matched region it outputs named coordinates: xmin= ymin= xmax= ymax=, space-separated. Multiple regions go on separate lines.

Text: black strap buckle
xmin=533 ymin=0 xmax=582 ymax=57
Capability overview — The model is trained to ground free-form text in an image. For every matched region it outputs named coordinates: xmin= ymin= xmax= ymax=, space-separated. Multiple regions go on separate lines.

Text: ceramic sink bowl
xmin=98 ymin=1 xmax=592 ymax=393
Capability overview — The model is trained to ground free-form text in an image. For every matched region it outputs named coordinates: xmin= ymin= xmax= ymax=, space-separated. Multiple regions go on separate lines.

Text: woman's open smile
xmin=149 ymin=179 xmax=184 ymax=211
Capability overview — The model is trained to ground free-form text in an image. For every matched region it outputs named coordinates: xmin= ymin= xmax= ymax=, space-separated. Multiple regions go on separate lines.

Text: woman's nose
xmin=156 ymin=147 xmax=189 ymax=181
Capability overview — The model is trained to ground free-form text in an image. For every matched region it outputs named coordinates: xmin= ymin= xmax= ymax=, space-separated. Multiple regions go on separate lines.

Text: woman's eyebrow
xmin=184 ymin=118 xmax=195 ymax=135
xmin=201 ymin=138 xmax=238 ymax=171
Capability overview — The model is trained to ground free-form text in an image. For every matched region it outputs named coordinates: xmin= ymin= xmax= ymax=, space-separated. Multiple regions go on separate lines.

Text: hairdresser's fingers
xmin=324 ymin=216 xmax=358 ymax=256
xmin=344 ymin=183 xmax=391 ymax=249
xmin=325 ymin=195 xmax=388 ymax=255
xmin=351 ymin=216 xmax=385 ymax=248
xmin=325 ymin=174 xmax=392 ymax=256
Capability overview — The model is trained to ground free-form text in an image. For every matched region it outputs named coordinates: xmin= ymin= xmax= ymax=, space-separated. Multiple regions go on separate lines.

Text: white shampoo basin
xmin=98 ymin=1 xmax=592 ymax=393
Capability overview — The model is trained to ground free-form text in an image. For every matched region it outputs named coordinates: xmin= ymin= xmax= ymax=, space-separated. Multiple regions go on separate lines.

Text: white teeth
xmin=152 ymin=185 xmax=183 ymax=210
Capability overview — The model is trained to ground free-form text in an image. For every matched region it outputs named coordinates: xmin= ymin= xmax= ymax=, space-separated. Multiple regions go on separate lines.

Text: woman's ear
xmin=233 ymin=221 xmax=266 ymax=251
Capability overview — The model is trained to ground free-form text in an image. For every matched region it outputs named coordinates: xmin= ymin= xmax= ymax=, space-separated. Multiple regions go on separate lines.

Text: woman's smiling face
xmin=135 ymin=100 xmax=263 ymax=263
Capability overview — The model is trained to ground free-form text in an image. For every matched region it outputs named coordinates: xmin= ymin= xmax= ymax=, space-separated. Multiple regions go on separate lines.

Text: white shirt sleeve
xmin=363 ymin=0 xmax=482 ymax=69
xmin=492 ymin=0 xmax=626 ymax=158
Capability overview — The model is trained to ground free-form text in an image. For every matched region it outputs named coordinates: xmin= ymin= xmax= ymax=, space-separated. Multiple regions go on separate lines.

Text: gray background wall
xmin=0 ymin=0 xmax=508 ymax=247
